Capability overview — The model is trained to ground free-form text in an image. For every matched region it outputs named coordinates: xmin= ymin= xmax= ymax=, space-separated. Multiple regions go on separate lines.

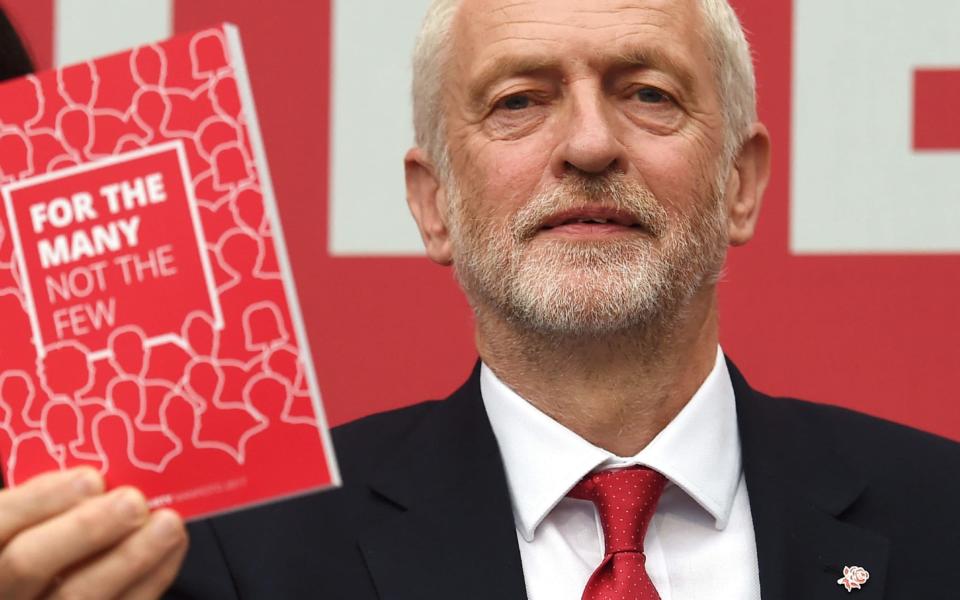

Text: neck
xmin=476 ymin=289 xmax=720 ymax=456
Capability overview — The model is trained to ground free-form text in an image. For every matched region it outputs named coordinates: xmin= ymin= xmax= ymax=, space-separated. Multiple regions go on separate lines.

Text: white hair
xmin=411 ymin=0 xmax=460 ymax=180
xmin=411 ymin=0 xmax=757 ymax=174
xmin=697 ymin=0 xmax=758 ymax=160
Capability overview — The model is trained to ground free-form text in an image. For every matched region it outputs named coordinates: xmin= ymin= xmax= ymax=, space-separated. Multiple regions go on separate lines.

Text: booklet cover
xmin=0 ymin=24 xmax=340 ymax=519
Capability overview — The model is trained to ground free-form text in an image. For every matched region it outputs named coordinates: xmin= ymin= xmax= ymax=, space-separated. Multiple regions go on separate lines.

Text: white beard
xmin=446 ymin=172 xmax=729 ymax=337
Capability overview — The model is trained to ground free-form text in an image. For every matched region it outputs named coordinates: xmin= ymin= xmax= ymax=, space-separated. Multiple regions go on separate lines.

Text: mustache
xmin=510 ymin=174 xmax=669 ymax=242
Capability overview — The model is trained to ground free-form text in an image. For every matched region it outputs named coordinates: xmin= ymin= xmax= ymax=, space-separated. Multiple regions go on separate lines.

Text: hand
xmin=0 ymin=467 xmax=188 ymax=599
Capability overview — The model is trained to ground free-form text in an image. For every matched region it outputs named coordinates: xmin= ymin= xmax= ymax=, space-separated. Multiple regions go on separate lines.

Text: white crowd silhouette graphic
xmin=0 ymin=29 xmax=322 ymax=487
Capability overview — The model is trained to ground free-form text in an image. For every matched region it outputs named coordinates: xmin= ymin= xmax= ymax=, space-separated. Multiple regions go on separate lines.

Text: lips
xmin=539 ymin=207 xmax=643 ymax=231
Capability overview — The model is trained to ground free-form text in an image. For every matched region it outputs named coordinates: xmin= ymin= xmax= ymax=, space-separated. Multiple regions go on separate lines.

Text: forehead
xmin=451 ymin=0 xmax=709 ymax=73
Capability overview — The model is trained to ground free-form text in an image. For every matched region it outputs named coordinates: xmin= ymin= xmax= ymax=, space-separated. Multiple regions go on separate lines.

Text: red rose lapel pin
xmin=837 ymin=565 xmax=870 ymax=592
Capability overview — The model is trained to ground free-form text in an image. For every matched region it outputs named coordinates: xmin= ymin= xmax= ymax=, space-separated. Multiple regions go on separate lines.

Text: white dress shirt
xmin=480 ymin=347 xmax=761 ymax=600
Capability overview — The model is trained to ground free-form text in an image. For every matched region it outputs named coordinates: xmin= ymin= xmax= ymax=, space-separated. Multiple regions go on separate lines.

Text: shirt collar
xmin=480 ymin=347 xmax=742 ymax=543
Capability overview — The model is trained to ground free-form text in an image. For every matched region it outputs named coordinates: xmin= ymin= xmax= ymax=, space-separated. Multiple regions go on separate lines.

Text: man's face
xmin=439 ymin=0 xmax=733 ymax=335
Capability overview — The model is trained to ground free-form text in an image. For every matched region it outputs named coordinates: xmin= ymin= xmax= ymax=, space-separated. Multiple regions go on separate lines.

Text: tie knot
xmin=568 ymin=467 xmax=667 ymax=555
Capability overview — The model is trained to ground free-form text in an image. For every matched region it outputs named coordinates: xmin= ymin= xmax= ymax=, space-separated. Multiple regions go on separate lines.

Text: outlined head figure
xmin=0 ymin=371 xmax=33 ymax=417
xmin=184 ymin=358 xmax=224 ymax=411
xmin=243 ymin=302 xmax=288 ymax=351
xmin=9 ymin=433 xmax=61 ymax=484
xmin=182 ymin=311 xmax=220 ymax=359
xmin=107 ymin=377 xmax=144 ymax=421
xmin=264 ymin=345 xmax=304 ymax=391
xmin=107 ymin=327 xmax=151 ymax=378
xmin=58 ymin=107 xmax=93 ymax=156
xmin=218 ymin=230 xmax=263 ymax=278
xmin=197 ymin=119 xmax=238 ymax=158
xmin=38 ymin=342 xmax=94 ymax=399
xmin=211 ymin=144 xmax=251 ymax=190
xmin=211 ymin=75 xmax=241 ymax=121
xmin=230 ymin=187 xmax=267 ymax=235
xmin=43 ymin=399 xmax=83 ymax=449
xmin=133 ymin=88 xmax=170 ymax=133
xmin=92 ymin=412 xmax=137 ymax=474
xmin=190 ymin=31 xmax=227 ymax=79
xmin=245 ymin=373 xmax=290 ymax=422
xmin=162 ymin=392 xmax=199 ymax=442
xmin=0 ymin=130 xmax=30 ymax=181
xmin=58 ymin=62 xmax=98 ymax=107
xmin=132 ymin=45 xmax=165 ymax=87
xmin=2 ymin=77 xmax=42 ymax=127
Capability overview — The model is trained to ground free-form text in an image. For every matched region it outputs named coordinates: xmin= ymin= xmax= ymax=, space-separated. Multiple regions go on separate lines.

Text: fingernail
xmin=71 ymin=469 xmax=102 ymax=496
xmin=150 ymin=511 xmax=183 ymax=544
xmin=113 ymin=489 xmax=147 ymax=520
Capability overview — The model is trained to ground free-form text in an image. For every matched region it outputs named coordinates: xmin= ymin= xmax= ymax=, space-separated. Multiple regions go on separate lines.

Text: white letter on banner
xmin=792 ymin=0 xmax=960 ymax=254
xmin=329 ymin=0 xmax=433 ymax=255
xmin=55 ymin=0 xmax=172 ymax=66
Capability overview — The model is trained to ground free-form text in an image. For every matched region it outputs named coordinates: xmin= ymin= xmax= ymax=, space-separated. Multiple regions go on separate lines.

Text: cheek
xmin=468 ymin=139 xmax=552 ymax=212
xmin=625 ymin=135 xmax=719 ymax=207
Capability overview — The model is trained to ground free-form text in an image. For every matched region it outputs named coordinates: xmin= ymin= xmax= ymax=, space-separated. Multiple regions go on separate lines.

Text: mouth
xmin=537 ymin=207 xmax=649 ymax=237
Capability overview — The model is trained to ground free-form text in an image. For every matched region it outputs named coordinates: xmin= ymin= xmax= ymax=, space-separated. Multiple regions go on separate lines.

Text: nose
xmin=553 ymin=83 xmax=627 ymax=177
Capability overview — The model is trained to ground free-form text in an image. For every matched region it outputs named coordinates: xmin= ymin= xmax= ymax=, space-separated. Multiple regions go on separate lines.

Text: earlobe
xmin=726 ymin=123 xmax=772 ymax=246
xmin=405 ymin=148 xmax=454 ymax=265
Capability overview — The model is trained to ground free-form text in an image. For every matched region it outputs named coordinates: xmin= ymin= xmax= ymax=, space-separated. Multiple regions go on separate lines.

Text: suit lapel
xmin=355 ymin=358 xmax=894 ymax=600
xmin=730 ymin=361 xmax=890 ymax=600
xmin=356 ymin=369 xmax=527 ymax=600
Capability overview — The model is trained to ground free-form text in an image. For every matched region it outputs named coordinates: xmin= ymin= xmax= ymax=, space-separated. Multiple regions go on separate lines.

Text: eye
xmin=484 ymin=90 xmax=550 ymax=140
xmin=498 ymin=94 xmax=532 ymax=110
xmin=634 ymin=87 xmax=670 ymax=104
xmin=622 ymin=84 xmax=683 ymax=133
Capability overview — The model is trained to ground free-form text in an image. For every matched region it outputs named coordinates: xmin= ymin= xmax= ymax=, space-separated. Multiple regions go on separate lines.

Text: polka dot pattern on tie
xmin=567 ymin=466 xmax=667 ymax=600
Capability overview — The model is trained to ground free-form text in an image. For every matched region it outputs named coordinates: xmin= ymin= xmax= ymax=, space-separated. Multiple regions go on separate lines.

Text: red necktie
xmin=568 ymin=467 xmax=667 ymax=600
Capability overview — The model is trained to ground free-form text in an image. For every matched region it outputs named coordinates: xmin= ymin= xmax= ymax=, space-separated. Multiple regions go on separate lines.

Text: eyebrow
xmin=611 ymin=46 xmax=698 ymax=94
xmin=467 ymin=54 xmax=559 ymax=110
xmin=466 ymin=45 xmax=699 ymax=110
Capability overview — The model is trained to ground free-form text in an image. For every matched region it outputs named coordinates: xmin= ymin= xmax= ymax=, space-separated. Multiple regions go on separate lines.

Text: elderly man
xmin=1 ymin=0 xmax=958 ymax=598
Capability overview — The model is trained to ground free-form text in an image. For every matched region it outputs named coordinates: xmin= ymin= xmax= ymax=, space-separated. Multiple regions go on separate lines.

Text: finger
xmin=0 ymin=468 xmax=103 ymax=544
xmin=53 ymin=510 xmax=187 ymax=600
xmin=118 ymin=516 xmax=189 ymax=600
xmin=118 ymin=548 xmax=189 ymax=600
xmin=0 ymin=487 xmax=149 ymax=599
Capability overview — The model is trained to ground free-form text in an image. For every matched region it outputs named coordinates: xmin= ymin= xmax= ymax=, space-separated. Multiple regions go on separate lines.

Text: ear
xmin=725 ymin=122 xmax=771 ymax=246
xmin=405 ymin=147 xmax=454 ymax=265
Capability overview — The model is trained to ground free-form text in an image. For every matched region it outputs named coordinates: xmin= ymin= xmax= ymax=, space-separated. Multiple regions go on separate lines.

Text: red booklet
xmin=0 ymin=24 xmax=339 ymax=518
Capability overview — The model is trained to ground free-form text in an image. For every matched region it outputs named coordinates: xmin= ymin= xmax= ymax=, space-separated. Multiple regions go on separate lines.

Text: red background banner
xmin=3 ymin=1 xmax=959 ymax=440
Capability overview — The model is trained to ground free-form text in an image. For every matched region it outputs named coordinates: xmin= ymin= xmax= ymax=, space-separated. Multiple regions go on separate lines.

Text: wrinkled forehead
xmin=450 ymin=0 xmax=710 ymax=76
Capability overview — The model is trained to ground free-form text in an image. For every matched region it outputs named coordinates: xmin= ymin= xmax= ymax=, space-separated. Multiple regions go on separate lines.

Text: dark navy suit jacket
xmin=166 ymin=361 xmax=960 ymax=599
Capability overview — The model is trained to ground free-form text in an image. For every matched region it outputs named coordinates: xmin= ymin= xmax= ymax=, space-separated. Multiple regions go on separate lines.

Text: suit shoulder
xmin=331 ymin=399 xmax=445 ymax=479
xmin=758 ymin=394 xmax=960 ymax=476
